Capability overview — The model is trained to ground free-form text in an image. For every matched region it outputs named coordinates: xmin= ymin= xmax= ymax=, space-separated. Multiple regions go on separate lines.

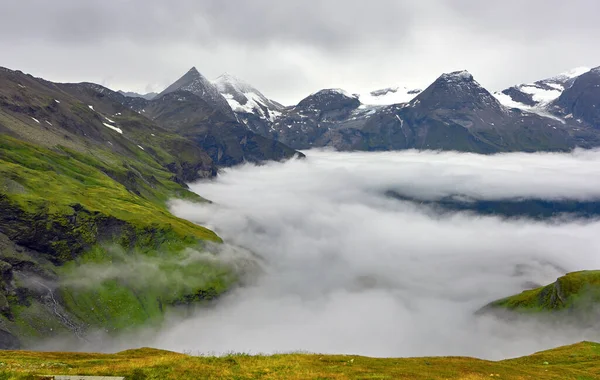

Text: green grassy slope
xmin=0 ymin=342 xmax=599 ymax=379
xmin=0 ymin=68 xmax=236 ymax=347
xmin=487 ymin=271 xmax=600 ymax=313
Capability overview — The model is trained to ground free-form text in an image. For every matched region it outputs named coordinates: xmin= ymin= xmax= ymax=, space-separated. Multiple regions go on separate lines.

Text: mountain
xmin=118 ymin=90 xmax=158 ymax=100
xmin=347 ymin=70 xmax=579 ymax=152
xmin=221 ymin=69 xmax=600 ymax=153
xmin=251 ymin=70 xmax=588 ymax=153
xmin=127 ymin=89 xmax=301 ymax=166
xmin=482 ymin=270 xmax=600 ymax=325
xmin=0 ymin=65 xmax=300 ymax=348
xmin=214 ymin=73 xmax=284 ymax=136
xmin=115 ymin=67 xmax=301 ymax=166
xmin=550 ymin=66 xmax=600 ymax=128
xmin=157 ymin=67 xmax=234 ymax=116
xmin=0 ymin=66 xmax=241 ymax=348
xmin=267 ymin=89 xmax=362 ymax=149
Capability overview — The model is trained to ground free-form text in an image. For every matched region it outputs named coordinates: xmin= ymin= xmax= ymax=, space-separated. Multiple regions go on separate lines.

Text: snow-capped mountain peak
xmin=158 ymin=67 xmax=232 ymax=114
xmin=214 ymin=72 xmax=283 ymax=122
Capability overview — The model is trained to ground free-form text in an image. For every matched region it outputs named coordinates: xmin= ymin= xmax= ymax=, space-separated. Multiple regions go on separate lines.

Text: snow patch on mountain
xmin=498 ymin=67 xmax=591 ymax=110
xmin=519 ymin=85 xmax=563 ymax=105
xmin=214 ymin=73 xmax=283 ymax=122
xmin=103 ymin=122 xmax=123 ymax=134
xmin=493 ymin=91 xmax=566 ymax=123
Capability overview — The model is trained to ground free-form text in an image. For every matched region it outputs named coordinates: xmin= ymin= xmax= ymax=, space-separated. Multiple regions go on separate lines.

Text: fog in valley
xmin=136 ymin=149 xmax=600 ymax=359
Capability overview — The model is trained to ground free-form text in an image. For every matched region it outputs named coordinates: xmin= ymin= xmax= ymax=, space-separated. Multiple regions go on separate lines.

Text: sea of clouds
xmin=131 ymin=150 xmax=600 ymax=358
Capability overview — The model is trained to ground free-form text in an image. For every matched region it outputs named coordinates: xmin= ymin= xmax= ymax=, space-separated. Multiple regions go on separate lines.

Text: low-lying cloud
xmin=153 ymin=149 xmax=600 ymax=359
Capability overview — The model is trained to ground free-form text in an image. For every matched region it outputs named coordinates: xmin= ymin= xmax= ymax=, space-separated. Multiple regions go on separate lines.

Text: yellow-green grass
xmin=0 ymin=136 xmax=218 ymax=242
xmin=0 ymin=135 xmax=232 ymax=339
xmin=0 ymin=342 xmax=598 ymax=379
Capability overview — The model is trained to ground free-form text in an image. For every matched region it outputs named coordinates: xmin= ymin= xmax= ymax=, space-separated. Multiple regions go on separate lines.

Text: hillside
xmin=0 ymin=67 xmax=254 ymax=348
xmin=485 ymin=271 xmax=600 ymax=316
xmin=0 ymin=342 xmax=598 ymax=379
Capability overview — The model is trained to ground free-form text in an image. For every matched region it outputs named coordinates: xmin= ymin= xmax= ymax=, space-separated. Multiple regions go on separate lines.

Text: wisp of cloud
xmin=158 ymin=149 xmax=600 ymax=359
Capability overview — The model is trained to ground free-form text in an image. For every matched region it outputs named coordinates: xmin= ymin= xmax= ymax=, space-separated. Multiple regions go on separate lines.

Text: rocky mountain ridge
xmin=172 ymin=65 xmax=600 ymax=153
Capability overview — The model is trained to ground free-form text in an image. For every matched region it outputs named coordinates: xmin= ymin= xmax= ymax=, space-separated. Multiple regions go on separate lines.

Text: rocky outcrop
xmin=551 ymin=67 xmax=600 ymax=128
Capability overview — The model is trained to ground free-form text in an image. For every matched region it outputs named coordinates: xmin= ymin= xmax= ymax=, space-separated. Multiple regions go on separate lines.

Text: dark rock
xmin=552 ymin=67 xmax=600 ymax=128
xmin=501 ymin=86 xmax=537 ymax=106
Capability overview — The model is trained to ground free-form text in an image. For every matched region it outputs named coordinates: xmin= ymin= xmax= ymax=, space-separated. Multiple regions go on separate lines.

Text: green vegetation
xmin=0 ymin=135 xmax=232 ymax=343
xmin=488 ymin=271 xmax=600 ymax=312
xmin=59 ymin=247 xmax=235 ymax=332
xmin=0 ymin=342 xmax=598 ymax=379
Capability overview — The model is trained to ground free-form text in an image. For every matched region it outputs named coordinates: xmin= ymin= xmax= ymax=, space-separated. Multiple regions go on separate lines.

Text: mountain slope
xmin=483 ymin=270 xmax=600 ymax=322
xmin=496 ymin=67 xmax=590 ymax=109
xmin=268 ymin=89 xmax=362 ymax=149
xmin=259 ymin=70 xmax=585 ymax=152
xmin=0 ymin=67 xmax=236 ymax=348
xmin=116 ymin=68 xmax=302 ymax=166
xmin=550 ymin=66 xmax=600 ymax=128
xmin=214 ymin=73 xmax=283 ymax=123
xmin=213 ymin=73 xmax=284 ymax=137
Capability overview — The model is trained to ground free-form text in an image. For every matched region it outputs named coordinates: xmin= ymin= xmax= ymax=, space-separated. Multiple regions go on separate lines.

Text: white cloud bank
xmin=157 ymin=149 xmax=600 ymax=359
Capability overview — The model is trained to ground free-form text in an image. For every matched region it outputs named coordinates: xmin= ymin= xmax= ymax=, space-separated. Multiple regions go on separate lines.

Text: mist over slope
xmin=161 ymin=150 xmax=600 ymax=359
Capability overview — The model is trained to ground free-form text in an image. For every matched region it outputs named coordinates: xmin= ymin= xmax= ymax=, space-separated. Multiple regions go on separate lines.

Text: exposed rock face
xmin=210 ymin=66 xmax=600 ymax=153
xmin=252 ymin=70 xmax=580 ymax=153
xmin=550 ymin=67 xmax=600 ymax=128
xmin=267 ymin=89 xmax=362 ymax=149
xmin=124 ymin=90 xmax=302 ymax=167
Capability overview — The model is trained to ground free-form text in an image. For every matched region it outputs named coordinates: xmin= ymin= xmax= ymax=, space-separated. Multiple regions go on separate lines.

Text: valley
xmin=2 ymin=62 xmax=600 ymax=377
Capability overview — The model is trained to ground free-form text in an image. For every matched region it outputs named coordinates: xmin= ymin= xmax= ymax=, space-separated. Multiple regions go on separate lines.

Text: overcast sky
xmin=2 ymin=0 xmax=599 ymax=105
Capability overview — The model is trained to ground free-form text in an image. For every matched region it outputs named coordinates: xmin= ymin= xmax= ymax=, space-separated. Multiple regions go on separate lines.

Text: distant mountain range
xmin=203 ymin=66 xmax=600 ymax=153
xmin=3 ymin=63 xmax=600 ymax=164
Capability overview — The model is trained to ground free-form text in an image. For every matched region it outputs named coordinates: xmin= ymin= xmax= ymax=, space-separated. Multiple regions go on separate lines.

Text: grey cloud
xmin=1 ymin=0 xmax=599 ymax=104
xmin=151 ymin=149 xmax=600 ymax=358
